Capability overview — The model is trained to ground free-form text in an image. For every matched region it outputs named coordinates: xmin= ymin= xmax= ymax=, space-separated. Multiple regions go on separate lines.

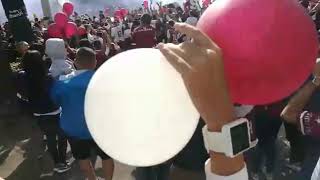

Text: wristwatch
xmin=312 ymin=76 xmax=320 ymax=87
xmin=202 ymin=118 xmax=258 ymax=158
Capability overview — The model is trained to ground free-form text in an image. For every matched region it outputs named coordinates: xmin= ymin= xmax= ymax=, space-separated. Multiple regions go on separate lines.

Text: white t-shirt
xmin=111 ymin=25 xmax=124 ymax=43
xmin=124 ymin=29 xmax=131 ymax=39
xmin=312 ymin=158 xmax=320 ymax=180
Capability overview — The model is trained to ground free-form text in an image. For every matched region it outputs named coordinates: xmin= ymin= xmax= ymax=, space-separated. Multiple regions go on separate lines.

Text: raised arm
xmin=100 ymin=31 xmax=108 ymax=53
xmin=158 ymin=23 xmax=244 ymax=177
xmin=281 ymin=59 xmax=320 ymax=124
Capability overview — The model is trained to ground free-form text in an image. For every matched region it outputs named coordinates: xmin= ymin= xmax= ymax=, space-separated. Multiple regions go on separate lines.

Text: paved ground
xmin=0 ymin=113 xmax=297 ymax=180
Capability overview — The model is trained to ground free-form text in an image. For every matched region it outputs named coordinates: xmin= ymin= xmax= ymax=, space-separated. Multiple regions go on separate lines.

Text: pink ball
xmin=64 ymin=22 xmax=77 ymax=39
xmin=47 ymin=23 xmax=63 ymax=38
xmin=54 ymin=12 xmax=68 ymax=28
xmin=143 ymin=0 xmax=149 ymax=9
xmin=78 ymin=26 xmax=87 ymax=36
xmin=63 ymin=2 xmax=74 ymax=16
xmin=120 ymin=8 xmax=128 ymax=16
xmin=115 ymin=10 xmax=122 ymax=17
xmin=197 ymin=0 xmax=318 ymax=105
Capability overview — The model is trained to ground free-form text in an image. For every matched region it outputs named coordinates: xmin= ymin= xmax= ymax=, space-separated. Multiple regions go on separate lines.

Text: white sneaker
xmin=66 ymin=157 xmax=75 ymax=166
xmin=286 ymin=162 xmax=302 ymax=172
xmin=53 ymin=163 xmax=71 ymax=173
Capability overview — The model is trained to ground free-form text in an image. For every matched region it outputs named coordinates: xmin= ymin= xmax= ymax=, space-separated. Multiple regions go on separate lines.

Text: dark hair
xmin=301 ymin=0 xmax=309 ymax=8
xmin=29 ymin=43 xmax=45 ymax=57
xmin=168 ymin=20 xmax=175 ymax=27
xmin=75 ymin=19 xmax=82 ymax=27
xmin=93 ymin=40 xmax=102 ymax=50
xmin=22 ymin=50 xmax=48 ymax=98
xmin=76 ymin=47 xmax=96 ymax=66
xmin=79 ymin=38 xmax=93 ymax=49
xmin=124 ymin=23 xmax=130 ymax=30
xmin=141 ymin=14 xmax=152 ymax=25
xmin=189 ymin=10 xmax=199 ymax=18
xmin=152 ymin=15 xmax=157 ymax=20
xmin=69 ymin=36 xmax=79 ymax=48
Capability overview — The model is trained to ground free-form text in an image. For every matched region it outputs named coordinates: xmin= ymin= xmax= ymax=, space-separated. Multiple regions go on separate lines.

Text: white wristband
xmin=205 ymin=159 xmax=249 ymax=180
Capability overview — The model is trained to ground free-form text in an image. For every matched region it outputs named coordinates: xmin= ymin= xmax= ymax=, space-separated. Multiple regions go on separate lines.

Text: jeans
xmin=36 ymin=114 xmax=67 ymax=164
xmin=296 ymin=137 xmax=320 ymax=180
xmin=135 ymin=162 xmax=172 ymax=180
xmin=252 ymin=113 xmax=282 ymax=173
xmin=284 ymin=122 xmax=305 ymax=163
xmin=251 ymin=137 xmax=277 ymax=173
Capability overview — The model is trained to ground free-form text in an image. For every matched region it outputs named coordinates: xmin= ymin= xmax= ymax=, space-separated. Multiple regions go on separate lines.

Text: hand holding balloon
xmin=158 ymin=22 xmax=243 ymax=176
xmin=158 ymin=22 xmax=235 ymax=132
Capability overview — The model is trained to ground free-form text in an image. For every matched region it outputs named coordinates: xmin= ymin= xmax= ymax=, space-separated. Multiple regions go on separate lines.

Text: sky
xmin=0 ymin=0 xmax=186 ymax=22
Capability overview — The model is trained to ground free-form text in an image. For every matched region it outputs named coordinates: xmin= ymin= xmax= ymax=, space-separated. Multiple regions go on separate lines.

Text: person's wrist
xmin=205 ymin=91 xmax=235 ymax=132
xmin=203 ymin=87 xmax=245 ymax=176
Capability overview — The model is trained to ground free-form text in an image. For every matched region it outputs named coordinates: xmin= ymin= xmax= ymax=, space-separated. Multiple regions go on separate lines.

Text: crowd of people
xmin=0 ymin=0 xmax=320 ymax=180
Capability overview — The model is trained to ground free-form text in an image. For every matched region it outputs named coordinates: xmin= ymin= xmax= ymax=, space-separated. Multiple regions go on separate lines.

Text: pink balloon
xmin=64 ymin=22 xmax=77 ymax=39
xmin=115 ymin=10 xmax=122 ymax=17
xmin=197 ymin=0 xmax=318 ymax=105
xmin=47 ymin=23 xmax=63 ymax=38
xmin=114 ymin=16 xmax=121 ymax=22
xmin=120 ymin=8 xmax=128 ymax=16
xmin=202 ymin=0 xmax=210 ymax=7
xmin=77 ymin=26 xmax=87 ymax=36
xmin=63 ymin=2 xmax=74 ymax=16
xmin=144 ymin=0 xmax=149 ymax=9
xmin=54 ymin=12 xmax=68 ymax=28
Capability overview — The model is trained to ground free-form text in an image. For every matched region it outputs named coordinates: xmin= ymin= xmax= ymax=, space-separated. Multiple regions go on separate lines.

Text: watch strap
xmin=202 ymin=125 xmax=227 ymax=154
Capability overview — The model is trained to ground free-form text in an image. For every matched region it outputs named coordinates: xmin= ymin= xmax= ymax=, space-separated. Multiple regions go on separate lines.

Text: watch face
xmin=230 ymin=122 xmax=250 ymax=155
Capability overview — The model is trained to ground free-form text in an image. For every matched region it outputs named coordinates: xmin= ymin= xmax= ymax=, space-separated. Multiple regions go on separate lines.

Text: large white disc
xmin=85 ymin=48 xmax=199 ymax=167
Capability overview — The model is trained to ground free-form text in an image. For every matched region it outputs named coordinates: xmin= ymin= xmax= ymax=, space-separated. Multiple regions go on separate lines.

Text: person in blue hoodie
xmin=51 ymin=47 xmax=114 ymax=180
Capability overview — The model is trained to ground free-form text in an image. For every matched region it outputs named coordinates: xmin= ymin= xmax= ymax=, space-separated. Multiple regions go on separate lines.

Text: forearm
xmin=207 ymin=105 xmax=245 ymax=175
xmin=106 ymin=34 xmax=112 ymax=47
xmin=282 ymin=81 xmax=317 ymax=123
xmin=101 ymin=37 xmax=107 ymax=53
xmin=203 ymin=84 xmax=245 ymax=176
xmin=311 ymin=2 xmax=320 ymax=12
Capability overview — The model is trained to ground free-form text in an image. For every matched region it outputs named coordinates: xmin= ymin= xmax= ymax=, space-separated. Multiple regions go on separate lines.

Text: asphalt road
xmin=0 ymin=114 xmax=295 ymax=180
